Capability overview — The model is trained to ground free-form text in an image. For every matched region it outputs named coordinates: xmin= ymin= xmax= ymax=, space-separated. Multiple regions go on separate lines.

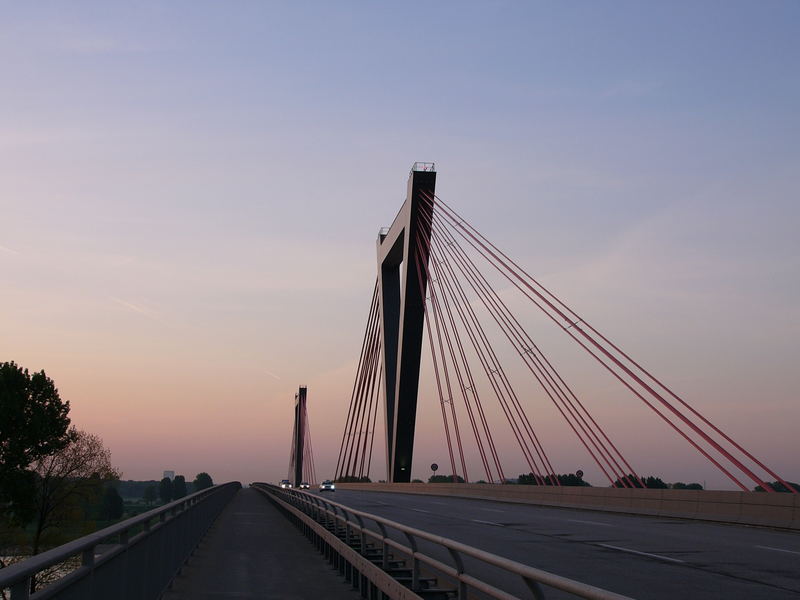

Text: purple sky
xmin=2 ymin=3 xmax=798 ymax=488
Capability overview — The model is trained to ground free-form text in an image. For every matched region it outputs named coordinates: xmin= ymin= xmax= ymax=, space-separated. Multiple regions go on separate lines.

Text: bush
xmin=100 ymin=486 xmax=124 ymax=520
xmin=612 ymin=474 xmax=668 ymax=489
xmin=428 ymin=475 xmax=465 ymax=483
xmin=518 ymin=473 xmax=590 ymax=487
xmin=754 ymin=481 xmax=800 ymax=493
xmin=672 ymin=482 xmax=703 ymax=490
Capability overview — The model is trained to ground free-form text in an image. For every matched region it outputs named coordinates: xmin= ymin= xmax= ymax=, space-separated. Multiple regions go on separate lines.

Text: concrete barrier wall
xmin=335 ymin=482 xmax=800 ymax=530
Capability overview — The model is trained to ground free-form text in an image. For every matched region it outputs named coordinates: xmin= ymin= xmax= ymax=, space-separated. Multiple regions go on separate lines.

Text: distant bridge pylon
xmin=288 ymin=385 xmax=316 ymax=486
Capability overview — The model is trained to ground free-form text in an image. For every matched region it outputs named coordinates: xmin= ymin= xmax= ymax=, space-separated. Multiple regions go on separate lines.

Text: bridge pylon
xmin=289 ymin=385 xmax=307 ymax=487
xmin=377 ymin=163 xmax=437 ymax=483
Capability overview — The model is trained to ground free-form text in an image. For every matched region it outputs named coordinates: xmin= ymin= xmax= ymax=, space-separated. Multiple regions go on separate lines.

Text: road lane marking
xmin=479 ymin=508 xmax=505 ymax=513
xmin=756 ymin=545 xmax=800 ymax=555
xmin=567 ymin=519 xmax=612 ymax=527
xmin=597 ymin=544 xmax=685 ymax=564
xmin=472 ymin=519 xmax=505 ymax=527
xmin=410 ymin=508 xmax=431 ymax=513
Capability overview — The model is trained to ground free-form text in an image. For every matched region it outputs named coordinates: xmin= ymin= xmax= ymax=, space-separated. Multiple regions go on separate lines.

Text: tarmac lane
xmin=322 ymin=489 xmax=800 ymax=600
xmin=164 ymin=487 xmax=361 ymax=600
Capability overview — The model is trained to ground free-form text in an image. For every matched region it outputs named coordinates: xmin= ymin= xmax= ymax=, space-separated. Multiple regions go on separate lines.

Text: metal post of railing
xmin=403 ymin=531 xmax=420 ymax=590
xmin=447 ymin=547 xmax=467 ymax=600
xmin=522 ymin=577 xmax=547 ymax=600
xmin=10 ymin=578 xmax=30 ymax=600
xmin=353 ymin=513 xmax=367 ymax=555
xmin=375 ymin=521 xmax=389 ymax=569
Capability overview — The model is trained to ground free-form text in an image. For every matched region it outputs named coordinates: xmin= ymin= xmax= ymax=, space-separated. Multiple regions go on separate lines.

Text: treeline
xmin=118 ymin=472 xmax=214 ymax=503
xmin=148 ymin=473 xmax=214 ymax=505
xmin=517 ymin=473 xmax=704 ymax=489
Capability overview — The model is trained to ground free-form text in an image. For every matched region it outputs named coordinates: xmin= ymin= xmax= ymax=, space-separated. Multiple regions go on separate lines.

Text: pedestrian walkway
xmin=164 ymin=486 xmax=360 ymax=599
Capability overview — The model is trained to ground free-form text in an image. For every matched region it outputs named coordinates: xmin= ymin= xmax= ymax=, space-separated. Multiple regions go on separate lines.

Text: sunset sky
xmin=2 ymin=2 xmax=798 ymax=489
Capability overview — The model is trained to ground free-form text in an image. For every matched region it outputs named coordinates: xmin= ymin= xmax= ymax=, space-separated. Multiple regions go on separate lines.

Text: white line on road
xmin=410 ymin=508 xmax=431 ymax=513
xmin=597 ymin=544 xmax=685 ymax=564
xmin=755 ymin=545 xmax=800 ymax=555
xmin=472 ymin=519 xmax=505 ymax=527
xmin=479 ymin=508 xmax=505 ymax=513
xmin=567 ymin=519 xmax=612 ymax=527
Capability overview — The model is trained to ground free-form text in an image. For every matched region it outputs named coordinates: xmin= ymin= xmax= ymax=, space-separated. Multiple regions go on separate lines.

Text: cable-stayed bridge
xmin=3 ymin=164 xmax=797 ymax=600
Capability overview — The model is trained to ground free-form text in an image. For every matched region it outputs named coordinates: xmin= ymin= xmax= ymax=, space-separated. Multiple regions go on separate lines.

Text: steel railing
xmin=253 ymin=482 xmax=635 ymax=600
xmin=0 ymin=482 xmax=240 ymax=600
xmin=411 ymin=162 xmax=436 ymax=172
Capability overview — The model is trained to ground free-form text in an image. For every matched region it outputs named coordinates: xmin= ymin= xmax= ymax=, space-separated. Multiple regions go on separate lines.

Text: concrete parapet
xmin=335 ymin=482 xmax=799 ymax=530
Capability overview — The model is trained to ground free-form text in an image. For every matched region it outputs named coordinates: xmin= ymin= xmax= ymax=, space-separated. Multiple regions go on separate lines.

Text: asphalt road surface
xmin=164 ymin=488 xmax=360 ymax=600
xmin=315 ymin=489 xmax=800 ymax=600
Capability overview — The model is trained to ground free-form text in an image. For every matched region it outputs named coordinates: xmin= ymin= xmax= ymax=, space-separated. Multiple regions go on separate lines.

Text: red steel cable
xmin=426 ymin=211 xmax=636 ymax=487
xmin=346 ymin=318 xmax=381 ymax=478
xmin=414 ymin=231 xmax=503 ymax=482
xmin=412 ymin=238 xmax=468 ymax=481
xmin=417 ymin=232 xmax=523 ymax=483
xmin=433 ymin=192 xmax=793 ymax=493
xmin=411 ymin=246 xmax=461 ymax=481
xmin=336 ymin=282 xmax=380 ymax=479
xmin=424 ymin=191 xmax=765 ymax=492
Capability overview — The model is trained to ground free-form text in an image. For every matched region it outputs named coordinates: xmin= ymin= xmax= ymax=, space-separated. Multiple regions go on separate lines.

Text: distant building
xmin=163 ymin=470 xmax=175 ymax=481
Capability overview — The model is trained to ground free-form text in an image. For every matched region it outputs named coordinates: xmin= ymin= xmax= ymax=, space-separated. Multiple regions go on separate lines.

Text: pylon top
xmin=411 ymin=162 xmax=435 ymax=173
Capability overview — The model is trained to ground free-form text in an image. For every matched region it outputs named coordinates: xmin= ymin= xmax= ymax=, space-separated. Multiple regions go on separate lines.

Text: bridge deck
xmin=164 ymin=486 xmax=359 ymax=600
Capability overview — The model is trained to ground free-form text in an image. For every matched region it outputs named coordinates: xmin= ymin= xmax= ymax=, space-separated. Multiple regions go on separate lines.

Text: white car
xmin=319 ymin=480 xmax=335 ymax=492
xmin=299 ymin=482 xmax=310 ymax=489
xmin=279 ymin=479 xmax=292 ymax=489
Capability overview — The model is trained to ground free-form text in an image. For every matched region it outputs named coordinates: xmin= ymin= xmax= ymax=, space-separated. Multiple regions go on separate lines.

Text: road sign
xmin=576 ymin=470 xmax=584 ymax=479
xmin=431 ymin=463 xmax=439 ymax=472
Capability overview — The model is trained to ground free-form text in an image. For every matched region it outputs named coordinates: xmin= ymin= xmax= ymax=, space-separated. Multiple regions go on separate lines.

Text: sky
xmin=2 ymin=2 xmax=798 ymax=489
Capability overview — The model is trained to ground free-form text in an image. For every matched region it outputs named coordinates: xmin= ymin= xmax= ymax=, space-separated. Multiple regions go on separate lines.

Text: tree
xmin=100 ymin=486 xmax=124 ymax=520
xmin=335 ymin=475 xmax=372 ymax=483
xmin=611 ymin=474 xmax=668 ymax=489
xmin=159 ymin=477 xmax=173 ymax=504
xmin=29 ymin=428 xmax=120 ymax=556
xmin=429 ymin=475 xmax=465 ymax=483
xmin=672 ymin=482 xmax=704 ymax=490
xmin=193 ymin=472 xmax=213 ymax=491
xmin=518 ymin=473 xmax=591 ymax=486
xmin=142 ymin=485 xmax=157 ymax=505
xmin=0 ymin=361 xmax=71 ymax=523
xmin=172 ymin=475 xmax=187 ymax=499
xmin=754 ymin=481 xmax=800 ymax=493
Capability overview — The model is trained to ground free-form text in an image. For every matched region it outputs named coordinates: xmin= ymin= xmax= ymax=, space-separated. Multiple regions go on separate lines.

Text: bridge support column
xmin=290 ymin=386 xmax=307 ymax=487
xmin=377 ymin=164 xmax=436 ymax=483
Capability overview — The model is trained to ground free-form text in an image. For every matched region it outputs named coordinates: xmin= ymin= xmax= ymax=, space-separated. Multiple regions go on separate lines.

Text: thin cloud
xmin=264 ymin=369 xmax=282 ymax=381
xmin=110 ymin=296 xmax=158 ymax=319
xmin=0 ymin=244 xmax=19 ymax=255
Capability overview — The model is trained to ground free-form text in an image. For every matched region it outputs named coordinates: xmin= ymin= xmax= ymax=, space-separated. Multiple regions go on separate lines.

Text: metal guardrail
xmin=0 ymin=482 xmax=241 ymax=600
xmin=253 ymin=483 xmax=635 ymax=600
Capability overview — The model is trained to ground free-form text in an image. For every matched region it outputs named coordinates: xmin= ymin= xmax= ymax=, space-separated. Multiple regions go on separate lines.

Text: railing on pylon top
xmin=411 ymin=162 xmax=435 ymax=172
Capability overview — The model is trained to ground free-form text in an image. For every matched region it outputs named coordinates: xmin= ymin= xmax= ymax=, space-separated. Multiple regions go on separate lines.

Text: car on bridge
xmin=319 ymin=480 xmax=335 ymax=492
xmin=279 ymin=479 xmax=292 ymax=489
xmin=299 ymin=482 xmax=310 ymax=489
